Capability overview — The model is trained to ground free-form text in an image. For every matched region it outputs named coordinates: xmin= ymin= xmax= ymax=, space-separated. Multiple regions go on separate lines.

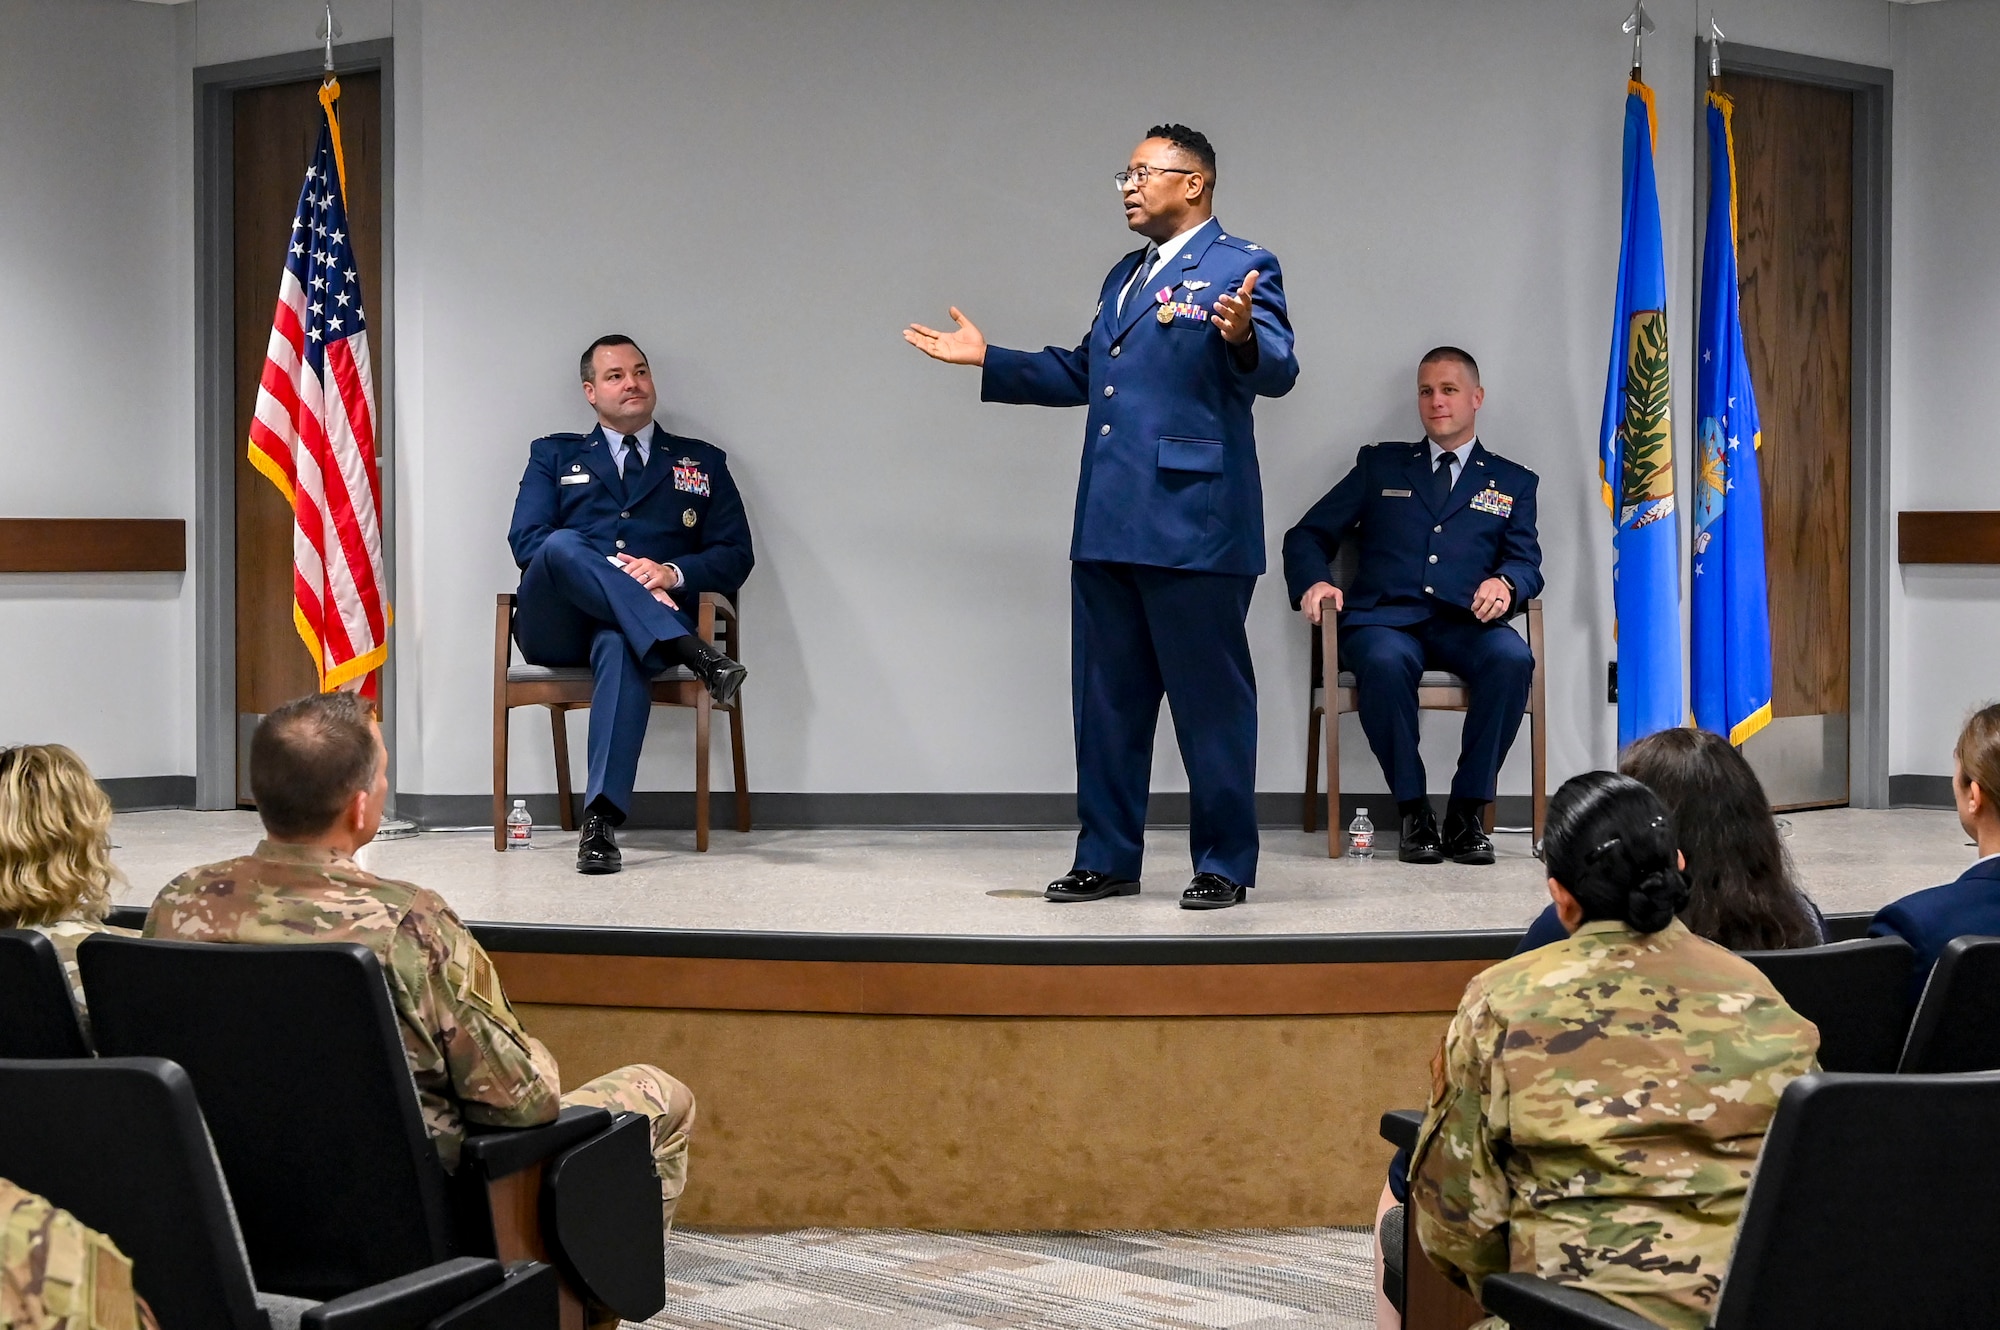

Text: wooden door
xmin=231 ymin=72 xmax=382 ymax=800
xmin=1717 ymin=73 xmax=1853 ymax=808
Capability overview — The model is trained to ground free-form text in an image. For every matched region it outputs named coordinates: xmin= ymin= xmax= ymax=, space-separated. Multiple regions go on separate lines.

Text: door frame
xmin=194 ymin=40 xmax=395 ymax=809
xmin=1692 ymin=42 xmax=1892 ymax=808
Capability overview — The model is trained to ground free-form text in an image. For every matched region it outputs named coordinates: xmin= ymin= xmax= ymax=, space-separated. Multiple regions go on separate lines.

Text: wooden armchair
xmin=1303 ymin=553 xmax=1546 ymax=858
xmin=492 ymin=591 xmax=749 ymax=851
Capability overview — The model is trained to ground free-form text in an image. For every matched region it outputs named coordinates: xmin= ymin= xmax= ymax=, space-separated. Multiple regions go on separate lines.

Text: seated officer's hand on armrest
xmin=1472 ymin=576 xmax=1513 ymax=623
xmin=1300 ymin=582 xmax=1342 ymax=625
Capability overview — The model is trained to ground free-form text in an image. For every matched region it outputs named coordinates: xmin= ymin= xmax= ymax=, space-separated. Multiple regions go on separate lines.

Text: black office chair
xmin=1480 ymin=1070 xmax=2000 ymax=1329
xmin=1898 ymin=935 xmax=2000 ymax=1073
xmin=79 ymin=935 xmax=666 ymax=1325
xmin=0 ymin=928 xmax=90 ymax=1057
xmin=0 ymin=1057 xmax=557 ymax=1330
xmin=1739 ymin=935 xmax=1916 ymax=1072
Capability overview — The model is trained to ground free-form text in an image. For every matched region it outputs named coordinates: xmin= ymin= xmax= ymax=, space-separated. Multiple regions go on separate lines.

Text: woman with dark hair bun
xmin=1405 ymin=772 xmax=1819 ymax=1330
xmin=1514 ymin=728 xmax=1826 ymax=954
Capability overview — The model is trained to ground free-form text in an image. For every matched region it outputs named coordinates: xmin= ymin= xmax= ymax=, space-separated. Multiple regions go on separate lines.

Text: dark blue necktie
xmin=1432 ymin=450 xmax=1457 ymax=507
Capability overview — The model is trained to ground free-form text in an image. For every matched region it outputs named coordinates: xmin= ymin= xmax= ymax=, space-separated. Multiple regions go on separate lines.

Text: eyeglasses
xmin=1113 ymin=165 xmax=1196 ymax=191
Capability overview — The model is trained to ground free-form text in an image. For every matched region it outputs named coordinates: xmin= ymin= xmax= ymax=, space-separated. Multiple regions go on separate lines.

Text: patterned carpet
xmin=640 ymin=1227 xmax=1376 ymax=1329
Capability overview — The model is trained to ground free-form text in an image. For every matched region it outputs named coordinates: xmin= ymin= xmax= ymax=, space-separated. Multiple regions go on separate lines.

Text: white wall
xmin=0 ymin=0 xmax=192 ymax=782
xmin=1889 ymin=0 xmax=2000 ymax=779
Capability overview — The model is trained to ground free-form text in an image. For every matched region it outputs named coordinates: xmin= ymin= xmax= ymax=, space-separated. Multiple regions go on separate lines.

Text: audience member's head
xmin=1542 ymin=771 xmax=1689 ymax=935
xmin=0 ymin=744 xmax=120 ymax=928
xmin=1619 ymin=726 xmax=1820 ymax=949
xmin=249 ymin=693 xmax=388 ymax=852
xmin=1954 ymin=702 xmax=2000 ymax=845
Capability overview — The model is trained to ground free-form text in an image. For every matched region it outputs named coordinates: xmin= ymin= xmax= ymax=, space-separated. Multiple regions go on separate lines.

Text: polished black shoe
xmin=1442 ymin=808 xmax=1497 ymax=865
xmin=1045 ymin=869 xmax=1140 ymax=902
xmin=1397 ymin=804 xmax=1445 ymax=864
xmin=1180 ymin=873 xmax=1247 ymax=910
xmin=575 ymin=814 xmax=622 ymax=875
xmin=682 ymin=639 xmax=748 ymax=708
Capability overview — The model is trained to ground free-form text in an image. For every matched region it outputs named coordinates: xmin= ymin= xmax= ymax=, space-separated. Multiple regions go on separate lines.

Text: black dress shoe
xmin=1398 ymin=804 xmax=1445 ymax=864
xmin=681 ymin=638 xmax=748 ymax=708
xmin=1180 ymin=873 xmax=1247 ymax=910
xmin=575 ymin=814 xmax=622 ymax=875
xmin=1045 ymin=869 xmax=1140 ymax=902
xmin=1442 ymin=809 xmax=1497 ymax=865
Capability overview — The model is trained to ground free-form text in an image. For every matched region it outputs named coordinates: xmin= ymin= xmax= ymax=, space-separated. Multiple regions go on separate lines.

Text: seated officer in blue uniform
xmin=1870 ymin=703 xmax=2000 ymax=1000
xmin=1282 ymin=348 xmax=1541 ymax=865
xmin=905 ymin=124 xmax=1298 ymax=910
xmin=508 ymin=334 xmax=752 ymax=874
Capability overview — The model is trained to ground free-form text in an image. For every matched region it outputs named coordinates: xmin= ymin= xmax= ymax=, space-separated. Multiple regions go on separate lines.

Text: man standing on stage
xmin=904 ymin=125 xmax=1298 ymax=910
xmin=509 ymin=335 xmax=752 ymax=875
xmin=1283 ymin=348 xmax=1541 ymax=865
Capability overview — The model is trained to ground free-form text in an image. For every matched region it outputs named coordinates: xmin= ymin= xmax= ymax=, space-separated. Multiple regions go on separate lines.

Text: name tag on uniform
xmin=1382 ymin=488 xmax=1412 ymax=498
xmin=559 ymin=473 xmax=590 ymax=486
xmin=1470 ymin=488 xmax=1515 ymax=517
xmin=673 ymin=461 xmax=710 ymax=496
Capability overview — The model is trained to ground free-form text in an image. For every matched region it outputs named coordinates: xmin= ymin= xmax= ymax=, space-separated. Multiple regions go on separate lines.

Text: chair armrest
xmin=1379 ymin=1108 xmax=1423 ymax=1151
xmin=698 ymin=591 xmax=737 ymax=622
xmin=429 ymin=1262 xmax=559 ymax=1330
xmin=542 ymin=1113 xmax=666 ymax=1321
xmin=299 ymin=1256 xmax=502 ymax=1330
xmin=461 ymin=1106 xmax=613 ymax=1181
xmin=1480 ymin=1273 xmax=1662 ymax=1330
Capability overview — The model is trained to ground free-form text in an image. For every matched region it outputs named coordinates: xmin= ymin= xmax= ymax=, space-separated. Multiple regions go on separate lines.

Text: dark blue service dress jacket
xmin=1869 ymin=855 xmax=2000 ymax=1001
xmin=1281 ymin=441 xmax=1543 ymax=623
xmin=508 ymin=426 xmax=753 ymax=597
xmin=979 ymin=217 xmax=1298 ymax=574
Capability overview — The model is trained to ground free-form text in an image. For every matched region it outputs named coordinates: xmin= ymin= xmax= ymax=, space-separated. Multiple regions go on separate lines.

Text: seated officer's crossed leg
xmin=1282 ymin=347 xmax=1543 ymax=863
xmin=508 ymin=335 xmax=755 ymax=874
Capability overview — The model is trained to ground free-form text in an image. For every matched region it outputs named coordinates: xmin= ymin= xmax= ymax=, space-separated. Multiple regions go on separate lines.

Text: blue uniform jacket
xmin=1868 ymin=856 xmax=2000 ymax=1001
xmin=979 ymin=217 xmax=1298 ymax=575
xmin=1281 ymin=440 xmax=1543 ymax=625
xmin=508 ymin=425 xmax=754 ymax=597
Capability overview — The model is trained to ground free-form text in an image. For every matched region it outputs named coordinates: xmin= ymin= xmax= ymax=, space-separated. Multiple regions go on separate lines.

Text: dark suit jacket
xmin=1281 ymin=440 xmax=1542 ymax=625
xmin=979 ymin=217 xmax=1298 ymax=574
xmin=1868 ymin=855 xmax=2000 ymax=1001
xmin=507 ymin=425 xmax=753 ymax=597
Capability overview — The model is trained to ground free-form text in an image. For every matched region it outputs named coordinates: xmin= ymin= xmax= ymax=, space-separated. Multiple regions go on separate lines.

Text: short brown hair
xmin=250 ymin=693 xmax=380 ymax=838
xmin=1956 ymin=702 xmax=2000 ymax=808
xmin=580 ymin=333 xmax=645 ymax=383
xmin=1420 ymin=345 xmax=1481 ymax=384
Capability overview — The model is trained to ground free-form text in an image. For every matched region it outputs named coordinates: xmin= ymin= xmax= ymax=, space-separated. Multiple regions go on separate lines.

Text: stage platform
xmin=102 ymin=807 xmax=1963 ymax=1231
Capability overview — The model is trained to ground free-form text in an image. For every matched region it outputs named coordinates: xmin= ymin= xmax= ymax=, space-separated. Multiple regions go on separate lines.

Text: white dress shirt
xmin=1117 ymin=219 xmax=1213 ymax=315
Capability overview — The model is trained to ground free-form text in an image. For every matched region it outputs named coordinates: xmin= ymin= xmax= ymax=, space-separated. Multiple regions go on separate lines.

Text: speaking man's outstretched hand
xmin=904 ymin=307 xmax=988 ymax=366
xmin=1210 ymin=269 xmax=1259 ymax=344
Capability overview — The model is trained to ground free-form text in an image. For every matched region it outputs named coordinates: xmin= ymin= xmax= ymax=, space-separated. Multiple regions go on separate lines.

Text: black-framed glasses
xmin=1114 ymin=165 xmax=1195 ymax=191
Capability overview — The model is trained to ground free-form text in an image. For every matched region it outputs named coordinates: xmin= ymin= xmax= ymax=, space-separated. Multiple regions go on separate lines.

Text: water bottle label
xmin=1352 ymin=832 xmax=1373 ymax=851
xmin=507 ymin=822 xmax=531 ymax=846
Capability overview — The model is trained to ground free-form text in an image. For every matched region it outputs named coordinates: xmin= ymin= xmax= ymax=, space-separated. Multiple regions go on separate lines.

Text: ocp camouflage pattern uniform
xmin=1 ymin=1178 xmax=157 ymax=1330
xmin=23 ymin=918 xmax=137 ymax=1048
xmin=144 ymin=842 xmax=695 ymax=1228
xmin=1409 ymin=917 xmax=1819 ymax=1330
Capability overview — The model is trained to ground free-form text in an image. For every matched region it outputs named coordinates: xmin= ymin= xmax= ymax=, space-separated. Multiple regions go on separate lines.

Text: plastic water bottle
xmin=506 ymin=800 xmax=533 ymax=849
xmin=1347 ymin=807 xmax=1375 ymax=860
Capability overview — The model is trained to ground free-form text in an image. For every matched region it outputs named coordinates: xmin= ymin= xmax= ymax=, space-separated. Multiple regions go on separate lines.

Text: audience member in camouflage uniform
xmin=0 ymin=744 xmax=138 ymax=1042
xmin=1409 ymin=772 xmax=1820 ymax=1330
xmin=143 ymin=693 xmax=694 ymax=1228
xmin=1 ymin=1178 xmax=157 ymax=1330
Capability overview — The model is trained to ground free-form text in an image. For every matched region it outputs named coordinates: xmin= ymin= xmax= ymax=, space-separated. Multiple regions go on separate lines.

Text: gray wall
xmin=12 ymin=0 xmax=1991 ymax=810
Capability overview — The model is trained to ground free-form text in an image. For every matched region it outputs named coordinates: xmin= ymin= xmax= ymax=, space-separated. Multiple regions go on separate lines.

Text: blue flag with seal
xmin=1692 ymin=90 xmax=1774 ymax=746
xmin=1599 ymin=76 xmax=1682 ymax=748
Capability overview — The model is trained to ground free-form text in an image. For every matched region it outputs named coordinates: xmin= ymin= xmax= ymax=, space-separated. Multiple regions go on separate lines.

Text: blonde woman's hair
xmin=1957 ymin=703 xmax=2000 ymax=809
xmin=0 ymin=744 xmax=121 ymax=927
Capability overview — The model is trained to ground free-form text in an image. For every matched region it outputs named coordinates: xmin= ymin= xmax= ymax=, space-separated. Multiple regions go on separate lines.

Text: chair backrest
xmin=0 ymin=928 xmax=90 ymax=1057
xmin=1327 ymin=540 xmax=1360 ymax=592
xmin=0 ymin=1057 xmax=266 ymax=1330
xmin=1714 ymin=1070 xmax=2000 ymax=1328
xmin=1898 ymin=935 xmax=2000 ymax=1073
xmin=80 ymin=935 xmax=455 ymax=1300
xmin=1737 ymin=936 xmax=1915 ymax=1073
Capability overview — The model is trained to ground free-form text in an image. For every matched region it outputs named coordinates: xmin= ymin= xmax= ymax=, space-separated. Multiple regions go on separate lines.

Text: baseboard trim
xmin=398 ymin=790 xmax=1539 ymax=832
xmin=1888 ymin=774 xmax=1954 ymax=809
xmin=101 ymin=776 xmax=197 ymax=812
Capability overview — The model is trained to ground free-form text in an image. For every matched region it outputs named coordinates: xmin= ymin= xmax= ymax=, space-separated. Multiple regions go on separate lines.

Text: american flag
xmin=246 ymin=79 xmax=390 ymax=696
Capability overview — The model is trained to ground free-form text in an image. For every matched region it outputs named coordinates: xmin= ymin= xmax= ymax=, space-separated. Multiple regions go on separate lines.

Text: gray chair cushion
xmin=1334 ymin=670 xmax=1466 ymax=689
xmin=507 ymin=663 xmax=695 ymax=685
xmin=257 ymin=1291 xmax=317 ymax=1330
